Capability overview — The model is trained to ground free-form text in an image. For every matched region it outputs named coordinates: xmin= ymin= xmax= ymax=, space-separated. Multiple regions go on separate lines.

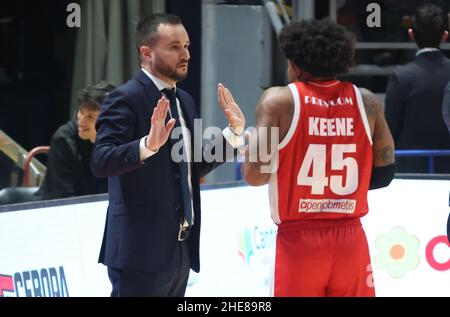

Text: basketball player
xmin=221 ymin=19 xmax=395 ymax=296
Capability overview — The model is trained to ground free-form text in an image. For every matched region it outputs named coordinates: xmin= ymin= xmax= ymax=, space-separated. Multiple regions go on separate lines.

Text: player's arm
xmin=360 ymin=88 xmax=395 ymax=189
xmin=242 ymin=88 xmax=283 ymax=186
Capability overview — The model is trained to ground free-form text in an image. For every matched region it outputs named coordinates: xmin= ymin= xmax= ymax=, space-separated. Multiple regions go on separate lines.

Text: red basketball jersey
xmin=269 ymin=80 xmax=373 ymax=224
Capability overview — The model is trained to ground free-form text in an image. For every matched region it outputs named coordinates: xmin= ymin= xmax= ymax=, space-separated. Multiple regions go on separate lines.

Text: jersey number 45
xmin=298 ymin=144 xmax=358 ymax=196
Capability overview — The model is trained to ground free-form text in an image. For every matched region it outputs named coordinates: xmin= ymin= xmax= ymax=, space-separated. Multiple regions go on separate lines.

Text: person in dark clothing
xmin=90 ymin=14 xmax=245 ymax=297
xmin=36 ymin=82 xmax=116 ymax=200
xmin=444 ymin=81 xmax=450 ymax=134
xmin=443 ymin=80 xmax=450 ymax=243
xmin=385 ymin=4 xmax=450 ymax=173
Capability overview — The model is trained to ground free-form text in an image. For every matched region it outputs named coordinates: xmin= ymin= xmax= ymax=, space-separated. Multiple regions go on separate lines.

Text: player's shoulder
xmin=259 ymin=86 xmax=292 ymax=109
xmin=357 ymin=87 xmax=378 ymax=103
xmin=357 ymin=87 xmax=382 ymax=119
xmin=358 ymin=86 xmax=374 ymax=97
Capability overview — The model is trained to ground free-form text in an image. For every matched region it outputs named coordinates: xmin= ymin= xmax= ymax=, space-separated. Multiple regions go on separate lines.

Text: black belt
xmin=178 ymin=226 xmax=190 ymax=241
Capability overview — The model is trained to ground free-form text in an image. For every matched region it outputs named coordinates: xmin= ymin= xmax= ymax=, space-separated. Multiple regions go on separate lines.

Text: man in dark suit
xmin=90 ymin=14 xmax=245 ymax=297
xmin=443 ymin=80 xmax=450 ymax=243
xmin=443 ymin=81 xmax=450 ymax=135
xmin=385 ymin=4 xmax=450 ymax=173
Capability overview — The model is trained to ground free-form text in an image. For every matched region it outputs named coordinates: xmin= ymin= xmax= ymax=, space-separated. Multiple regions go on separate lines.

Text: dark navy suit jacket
xmin=385 ymin=51 xmax=450 ymax=173
xmin=91 ymin=70 xmax=231 ymax=273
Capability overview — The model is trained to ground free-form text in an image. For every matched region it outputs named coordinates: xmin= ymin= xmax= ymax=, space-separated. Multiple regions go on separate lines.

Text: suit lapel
xmin=134 ymin=69 xmax=195 ymax=134
xmin=134 ymin=70 xmax=163 ymax=110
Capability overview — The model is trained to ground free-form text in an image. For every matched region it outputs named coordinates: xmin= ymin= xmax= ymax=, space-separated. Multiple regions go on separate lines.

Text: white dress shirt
xmin=416 ymin=47 xmax=440 ymax=56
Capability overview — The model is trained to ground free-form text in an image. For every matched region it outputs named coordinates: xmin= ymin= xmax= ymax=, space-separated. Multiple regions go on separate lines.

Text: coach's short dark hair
xmin=412 ymin=4 xmax=448 ymax=48
xmin=78 ymin=81 xmax=116 ymax=111
xmin=135 ymin=14 xmax=182 ymax=51
xmin=278 ymin=18 xmax=355 ymax=77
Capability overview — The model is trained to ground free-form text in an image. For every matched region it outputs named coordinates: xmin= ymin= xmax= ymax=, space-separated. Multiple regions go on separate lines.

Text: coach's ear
xmin=442 ymin=30 xmax=448 ymax=43
xmin=139 ymin=45 xmax=152 ymax=63
xmin=408 ymin=28 xmax=415 ymax=42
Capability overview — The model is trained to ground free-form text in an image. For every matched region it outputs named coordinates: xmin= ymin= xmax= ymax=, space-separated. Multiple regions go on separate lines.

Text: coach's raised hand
xmin=145 ymin=96 xmax=176 ymax=152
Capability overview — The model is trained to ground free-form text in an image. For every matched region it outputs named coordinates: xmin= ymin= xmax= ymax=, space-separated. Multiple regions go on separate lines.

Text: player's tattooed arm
xmin=360 ymin=88 xmax=395 ymax=167
xmin=242 ymin=87 xmax=283 ymax=186
xmin=360 ymin=88 xmax=381 ymax=121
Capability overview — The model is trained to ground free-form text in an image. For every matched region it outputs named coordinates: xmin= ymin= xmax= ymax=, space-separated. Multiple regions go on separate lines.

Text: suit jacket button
xmin=174 ymin=173 xmax=180 ymax=179
xmin=175 ymin=204 xmax=181 ymax=211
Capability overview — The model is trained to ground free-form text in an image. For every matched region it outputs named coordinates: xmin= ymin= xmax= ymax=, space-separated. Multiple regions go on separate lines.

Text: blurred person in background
xmin=442 ymin=79 xmax=450 ymax=242
xmin=35 ymin=82 xmax=116 ymax=200
xmin=385 ymin=4 xmax=450 ymax=173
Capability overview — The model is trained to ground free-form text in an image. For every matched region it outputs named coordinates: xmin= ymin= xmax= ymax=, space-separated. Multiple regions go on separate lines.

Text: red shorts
xmin=274 ymin=217 xmax=375 ymax=297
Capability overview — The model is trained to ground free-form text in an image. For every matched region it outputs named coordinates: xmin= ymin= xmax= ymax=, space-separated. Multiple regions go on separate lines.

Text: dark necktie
xmin=162 ymin=88 xmax=193 ymax=226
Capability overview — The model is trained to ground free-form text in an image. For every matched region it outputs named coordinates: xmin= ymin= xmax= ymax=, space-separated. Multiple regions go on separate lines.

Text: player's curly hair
xmin=278 ymin=18 xmax=355 ymax=77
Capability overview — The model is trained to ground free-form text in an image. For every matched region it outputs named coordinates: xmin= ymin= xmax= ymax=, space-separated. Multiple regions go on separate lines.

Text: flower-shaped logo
xmin=374 ymin=227 xmax=420 ymax=278
xmin=238 ymin=228 xmax=254 ymax=265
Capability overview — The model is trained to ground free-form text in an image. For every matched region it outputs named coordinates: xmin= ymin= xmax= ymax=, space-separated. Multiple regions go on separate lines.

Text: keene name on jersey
xmin=308 ymin=117 xmax=354 ymax=137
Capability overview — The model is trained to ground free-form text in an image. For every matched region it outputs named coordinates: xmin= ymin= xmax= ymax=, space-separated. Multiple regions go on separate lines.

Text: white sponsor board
xmin=0 ymin=201 xmax=110 ymax=297
xmin=362 ymin=179 xmax=450 ymax=297
xmin=0 ymin=179 xmax=448 ymax=297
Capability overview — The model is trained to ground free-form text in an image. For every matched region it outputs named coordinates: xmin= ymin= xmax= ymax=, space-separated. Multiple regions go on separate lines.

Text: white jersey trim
xmin=279 ymin=84 xmax=301 ymax=150
xmin=268 ymin=232 xmax=276 ymax=297
xmin=353 ymin=85 xmax=373 ymax=146
xmin=269 ymin=173 xmax=281 ymax=224
xmin=308 ymin=80 xmax=340 ymax=88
